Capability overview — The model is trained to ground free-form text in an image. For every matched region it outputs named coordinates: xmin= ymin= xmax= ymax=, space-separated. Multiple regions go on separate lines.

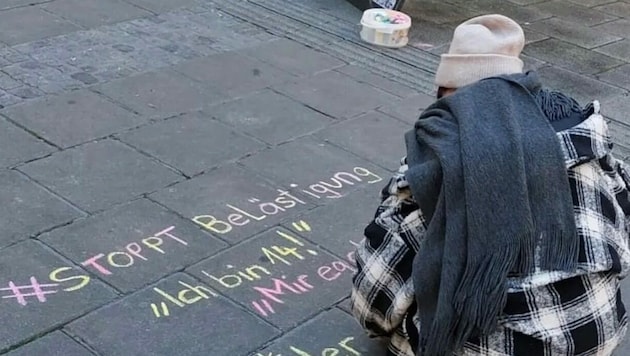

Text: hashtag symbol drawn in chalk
xmin=292 ymin=220 xmax=311 ymax=232
xmin=0 ymin=277 xmax=59 ymax=306
xmin=151 ymin=302 xmax=170 ymax=318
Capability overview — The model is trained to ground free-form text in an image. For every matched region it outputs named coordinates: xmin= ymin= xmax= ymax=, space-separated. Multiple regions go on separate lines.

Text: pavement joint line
xmin=60 ymin=329 xmax=101 ymax=356
xmin=12 ymin=168 xmax=90 ymax=217
xmin=0 ymin=113 xmax=62 ymax=150
xmin=111 ymin=136 xmax=192 ymax=179
xmin=0 ymin=0 xmax=55 ymax=13
xmin=264 ymin=86 xmax=345 ymax=122
xmin=317 ymin=134 xmax=399 ymax=174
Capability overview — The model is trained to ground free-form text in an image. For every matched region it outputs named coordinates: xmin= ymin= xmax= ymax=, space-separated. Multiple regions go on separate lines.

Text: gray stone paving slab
xmin=459 ymin=0 xmax=553 ymax=24
xmin=286 ymin=0 xmax=361 ymax=23
xmin=603 ymin=94 xmax=630 ymax=125
xmin=316 ymin=112 xmax=409 ymax=171
xmin=41 ymin=199 xmax=227 ymax=293
xmin=94 ymin=69 xmax=227 ymax=119
xmin=174 ymin=50 xmax=296 ymax=98
xmin=525 ymin=39 xmax=624 ymax=75
xmin=0 ymin=0 xmax=52 ymax=10
xmin=251 ymin=308 xmax=387 ymax=356
xmin=119 ymin=14 xmax=213 ymax=56
xmin=609 ymin=120 xmax=630 ymax=151
xmin=598 ymin=64 xmax=630 ymax=90
xmin=8 ymin=87 xmax=44 ymax=101
xmin=406 ymin=18 xmax=455 ymax=50
xmin=522 ymin=54 xmax=548 ymax=71
xmin=593 ymin=19 xmax=630 ymax=38
xmin=567 ymin=0 xmax=617 ymax=6
xmin=595 ymin=1 xmax=630 ymax=17
xmin=67 ymin=273 xmax=278 ymax=356
xmin=529 ymin=0 xmax=619 ymax=26
xmin=150 ymin=165 xmax=314 ymax=244
xmin=377 ymin=93 xmax=436 ymax=125
xmin=538 ymin=66 xmax=624 ymax=104
xmin=0 ymin=117 xmax=55 ymax=168
xmin=122 ymin=0 xmax=200 ymax=13
xmin=0 ymin=45 xmax=28 ymax=64
xmin=0 ymin=90 xmax=24 ymax=108
xmin=0 ymin=170 xmax=81 ymax=248
xmin=2 ymin=90 xmax=145 ymax=148
xmin=19 ymin=140 xmax=182 ymax=213
xmin=41 ymin=0 xmax=151 ymax=27
xmin=240 ymin=136 xmax=388 ymax=199
xmin=335 ymin=64 xmax=419 ymax=98
xmin=595 ymin=39 xmax=630 ymax=62
xmin=616 ymin=145 xmax=630 ymax=162
xmin=0 ymin=92 xmax=19 ymax=107
xmin=6 ymin=331 xmax=92 ymax=356
xmin=242 ymin=38 xmax=346 ymax=77
xmin=123 ymin=9 xmax=273 ymax=56
xmin=507 ymin=0 xmax=548 ymax=5
xmin=525 ymin=18 xmax=622 ymax=49
xmin=69 ymin=28 xmax=183 ymax=74
xmin=187 ymin=227 xmax=354 ymax=330
xmin=0 ymin=7 xmax=80 ymax=46
xmin=189 ymin=10 xmax=278 ymax=50
xmin=118 ymin=112 xmax=264 ymax=176
xmin=0 ymin=72 xmax=22 ymax=91
xmin=274 ymin=70 xmax=399 ymax=119
xmin=281 ymin=187 xmax=378 ymax=258
xmin=209 ymin=89 xmax=334 ymax=145
xmin=524 ymin=29 xmax=550 ymax=45
xmin=0 ymin=240 xmax=117 ymax=352
xmin=337 ymin=297 xmax=352 ymax=314
xmin=404 ymin=0 xmax=482 ymax=24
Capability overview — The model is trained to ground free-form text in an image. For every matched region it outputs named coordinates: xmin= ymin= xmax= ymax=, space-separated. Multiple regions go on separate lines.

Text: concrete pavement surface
xmin=0 ymin=0 xmax=628 ymax=355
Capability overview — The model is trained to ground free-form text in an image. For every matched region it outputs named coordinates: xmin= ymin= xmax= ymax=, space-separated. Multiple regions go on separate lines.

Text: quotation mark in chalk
xmin=278 ymin=226 xmax=318 ymax=256
xmin=292 ymin=220 xmax=311 ymax=232
xmin=151 ymin=302 xmax=170 ymax=318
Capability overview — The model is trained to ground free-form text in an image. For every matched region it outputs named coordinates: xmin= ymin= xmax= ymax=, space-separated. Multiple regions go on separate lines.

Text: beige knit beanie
xmin=435 ymin=14 xmax=525 ymax=89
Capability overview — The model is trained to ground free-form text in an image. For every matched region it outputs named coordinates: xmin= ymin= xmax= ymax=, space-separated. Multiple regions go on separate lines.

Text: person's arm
xmin=350 ymin=157 xmax=426 ymax=337
xmin=616 ymin=158 xmax=630 ymax=217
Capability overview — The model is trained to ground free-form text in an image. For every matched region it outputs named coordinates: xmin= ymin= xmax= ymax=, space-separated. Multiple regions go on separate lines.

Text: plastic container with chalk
xmin=360 ymin=8 xmax=411 ymax=48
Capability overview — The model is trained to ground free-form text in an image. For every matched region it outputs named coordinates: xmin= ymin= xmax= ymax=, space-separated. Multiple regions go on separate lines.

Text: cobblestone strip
xmin=0 ymin=7 xmax=275 ymax=108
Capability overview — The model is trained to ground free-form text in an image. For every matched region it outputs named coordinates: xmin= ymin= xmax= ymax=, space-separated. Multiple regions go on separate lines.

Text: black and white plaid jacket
xmin=351 ymin=104 xmax=630 ymax=355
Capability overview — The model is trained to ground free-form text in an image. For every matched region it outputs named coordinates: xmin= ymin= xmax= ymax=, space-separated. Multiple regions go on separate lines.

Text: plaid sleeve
xmin=617 ymin=159 xmax=630 ymax=211
xmin=350 ymin=157 xmax=426 ymax=337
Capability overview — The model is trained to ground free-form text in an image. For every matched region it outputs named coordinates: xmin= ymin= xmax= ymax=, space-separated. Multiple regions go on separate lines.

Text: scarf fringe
xmin=534 ymin=89 xmax=583 ymax=122
xmin=539 ymin=228 xmax=579 ymax=272
xmin=422 ymin=227 xmax=578 ymax=355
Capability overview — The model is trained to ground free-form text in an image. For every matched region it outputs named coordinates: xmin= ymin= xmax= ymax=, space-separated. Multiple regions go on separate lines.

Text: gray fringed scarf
xmin=404 ymin=72 xmax=579 ymax=355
